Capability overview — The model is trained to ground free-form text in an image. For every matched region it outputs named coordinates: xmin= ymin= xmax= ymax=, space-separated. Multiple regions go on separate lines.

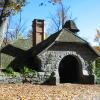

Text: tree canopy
xmin=0 ymin=0 xmax=27 ymax=47
xmin=0 ymin=0 xmax=26 ymax=24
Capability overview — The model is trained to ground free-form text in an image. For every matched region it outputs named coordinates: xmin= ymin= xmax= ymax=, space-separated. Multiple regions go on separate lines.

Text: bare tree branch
xmin=48 ymin=1 xmax=70 ymax=34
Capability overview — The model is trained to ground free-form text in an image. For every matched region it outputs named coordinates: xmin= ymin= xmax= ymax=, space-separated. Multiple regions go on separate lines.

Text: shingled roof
xmin=55 ymin=28 xmax=86 ymax=43
xmin=1 ymin=38 xmax=32 ymax=67
xmin=1 ymin=20 xmax=100 ymax=58
xmin=28 ymin=20 xmax=99 ymax=57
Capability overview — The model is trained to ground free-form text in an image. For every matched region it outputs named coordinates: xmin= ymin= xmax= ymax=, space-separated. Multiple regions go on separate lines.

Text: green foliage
xmin=88 ymin=59 xmax=100 ymax=78
xmin=88 ymin=61 xmax=94 ymax=75
xmin=95 ymin=58 xmax=100 ymax=78
xmin=95 ymin=58 xmax=100 ymax=68
xmin=21 ymin=66 xmax=37 ymax=83
xmin=4 ymin=67 xmax=20 ymax=77
xmin=4 ymin=66 xmax=37 ymax=78
xmin=95 ymin=68 xmax=100 ymax=78
xmin=92 ymin=58 xmax=100 ymax=78
xmin=21 ymin=66 xmax=37 ymax=77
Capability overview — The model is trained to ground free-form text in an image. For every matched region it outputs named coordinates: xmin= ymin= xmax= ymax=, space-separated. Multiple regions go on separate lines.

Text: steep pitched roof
xmin=1 ymin=38 xmax=32 ymax=50
xmin=12 ymin=38 xmax=32 ymax=50
xmin=28 ymin=27 xmax=99 ymax=57
xmin=1 ymin=38 xmax=33 ymax=68
xmin=55 ymin=28 xmax=86 ymax=43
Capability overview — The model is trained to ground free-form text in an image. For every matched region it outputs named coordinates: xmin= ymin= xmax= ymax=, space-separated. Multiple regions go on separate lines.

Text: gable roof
xmin=27 ymin=27 xmax=99 ymax=57
xmin=55 ymin=28 xmax=86 ymax=43
xmin=1 ymin=20 xmax=100 ymax=58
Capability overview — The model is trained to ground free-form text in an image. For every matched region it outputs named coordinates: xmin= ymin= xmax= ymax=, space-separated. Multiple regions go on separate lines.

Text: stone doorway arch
xmin=59 ymin=55 xmax=81 ymax=83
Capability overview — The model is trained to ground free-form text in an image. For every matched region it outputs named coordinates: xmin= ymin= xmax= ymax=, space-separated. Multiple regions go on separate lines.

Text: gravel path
xmin=0 ymin=83 xmax=100 ymax=100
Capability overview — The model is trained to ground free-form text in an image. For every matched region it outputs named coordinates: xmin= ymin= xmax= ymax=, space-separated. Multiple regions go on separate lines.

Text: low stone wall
xmin=0 ymin=72 xmax=56 ymax=84
xmin=0 ymin=71 xmax=98 ymax=84
xmin=0 ymin=72 xmax=23 ymax=83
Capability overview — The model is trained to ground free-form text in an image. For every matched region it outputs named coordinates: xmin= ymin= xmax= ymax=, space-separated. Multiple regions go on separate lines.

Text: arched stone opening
xmin=59 ymin=55 xmax=81 ymax=83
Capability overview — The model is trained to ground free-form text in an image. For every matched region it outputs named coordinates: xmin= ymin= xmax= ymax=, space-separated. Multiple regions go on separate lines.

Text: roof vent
xmin=63 ymin=20 xmax=79 ymax=33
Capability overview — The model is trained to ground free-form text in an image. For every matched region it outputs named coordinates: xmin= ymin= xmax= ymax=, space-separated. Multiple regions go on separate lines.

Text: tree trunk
xmin=0 ymin=17 xmax=9 ymax=48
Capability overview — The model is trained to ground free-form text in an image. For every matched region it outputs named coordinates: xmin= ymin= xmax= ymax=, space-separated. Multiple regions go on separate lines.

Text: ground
xmin=0 ymin=83 xmax=100 ymax=100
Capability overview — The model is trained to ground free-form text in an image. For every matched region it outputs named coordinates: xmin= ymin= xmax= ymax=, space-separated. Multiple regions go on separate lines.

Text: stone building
xmin=0 ymin=19 xmax=99 ymax=84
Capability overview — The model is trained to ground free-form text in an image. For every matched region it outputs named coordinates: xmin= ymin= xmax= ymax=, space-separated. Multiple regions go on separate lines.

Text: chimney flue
xmin=32 ymin=19 xmax=44 ymax=46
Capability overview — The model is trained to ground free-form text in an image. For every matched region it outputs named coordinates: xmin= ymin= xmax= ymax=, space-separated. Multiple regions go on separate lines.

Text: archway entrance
xmin=59 ymin=55 xmax=80 ymax=83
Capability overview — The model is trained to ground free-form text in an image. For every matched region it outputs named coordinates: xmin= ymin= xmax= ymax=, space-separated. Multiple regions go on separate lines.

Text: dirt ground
xmin=0 ymin=83 xmax=100 ymax=100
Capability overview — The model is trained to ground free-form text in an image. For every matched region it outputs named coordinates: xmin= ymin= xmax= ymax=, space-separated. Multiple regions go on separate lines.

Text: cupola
xmin=63 ymin=20 xmax=79 ymax=33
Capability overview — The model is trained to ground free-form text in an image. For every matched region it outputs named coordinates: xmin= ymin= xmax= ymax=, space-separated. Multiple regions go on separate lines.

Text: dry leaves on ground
xmin=0 ymin=83 xmax=100 ymax=100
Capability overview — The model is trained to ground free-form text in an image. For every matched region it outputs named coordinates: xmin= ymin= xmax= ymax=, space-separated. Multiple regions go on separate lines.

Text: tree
xmin=0 ymin=0 xmax=26 ymax=24
xmin=46 ymin=0 xmax=70 ymax=35
xmin=0 ymin=0 xmax=63 ymax=47
xmin=4 ymin=11 xmax=26 ymax=44
xmin=0 ymin=0 xmax=26 ymax=48
xmin=94 ymin=29 xmax=100 ymax=45
xmin=53 ymin=2 xmax=69 ymax=29
xmin=39 ymin=0 xmax=62 ymax=6
xmin=27 ymin=30 xmax=33 ymax=38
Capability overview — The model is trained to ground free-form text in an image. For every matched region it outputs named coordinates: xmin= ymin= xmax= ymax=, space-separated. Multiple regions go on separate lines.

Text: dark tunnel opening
xmin=59 ymin=55 xmax=80 ymax=83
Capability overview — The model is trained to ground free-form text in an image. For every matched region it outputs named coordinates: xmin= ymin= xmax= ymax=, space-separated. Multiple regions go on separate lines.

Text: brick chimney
xmin=32 ymin=19 xmax=44 ymax=46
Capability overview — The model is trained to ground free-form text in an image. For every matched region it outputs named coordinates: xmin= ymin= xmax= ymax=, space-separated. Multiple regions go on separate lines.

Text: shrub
xmin=95 ymin=58 xmax=100 ymax=78
xmin=4 ymin=67 xmax=20 ymax=77
xmin=4 ymin=66 xmax=37 ymax=78
xmin=21 ymin=66 xmax=37 ymax=78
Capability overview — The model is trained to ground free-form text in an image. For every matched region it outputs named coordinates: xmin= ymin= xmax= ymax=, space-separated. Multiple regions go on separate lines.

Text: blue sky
xmin=11 ymin=0 xmax=100 ymax=45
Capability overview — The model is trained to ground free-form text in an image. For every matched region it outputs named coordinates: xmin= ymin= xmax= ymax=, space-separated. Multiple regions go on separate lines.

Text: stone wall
xmin=37 ymin=42 xmax=97 ymax=84
xmin=0 ymin=71 xmax=56 ymax=84
xmin=38 ymin=43 xmax=96 ymax=74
